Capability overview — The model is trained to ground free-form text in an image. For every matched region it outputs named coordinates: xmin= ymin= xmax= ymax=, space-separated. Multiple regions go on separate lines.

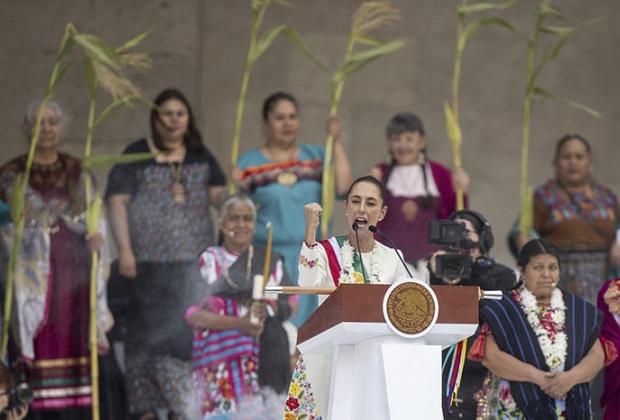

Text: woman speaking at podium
xmin=284 ymin=175 xmax=423 ymax=419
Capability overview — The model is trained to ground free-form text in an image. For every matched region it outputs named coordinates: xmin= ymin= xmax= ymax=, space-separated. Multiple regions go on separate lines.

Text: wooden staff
xmin=265 ymin=286 xmax=336 ymax=295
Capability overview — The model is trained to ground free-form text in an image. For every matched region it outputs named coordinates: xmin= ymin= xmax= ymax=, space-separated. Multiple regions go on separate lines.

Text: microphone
xmin=369 ymin=225 xmax=413 ymax=278
xmin=352 ymin=222 xmax=369 ymax=284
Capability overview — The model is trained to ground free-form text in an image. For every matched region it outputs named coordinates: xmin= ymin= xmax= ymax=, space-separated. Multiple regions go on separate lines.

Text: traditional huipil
xmin=374 ymin=160 xmax=465 ymax=263
xmin=0 ymin=154 xmax=112 ymax=414
xmin=237 ymin=144 xmax=324 ymax=326
xmin=471 ymin=287 xmax=604 ymax=419
xmin=284 ymin=236 xmax=416 ymax=419
xmin=534 ymin=180 xmax=619 ymax=304
xmin=598 ymin=279 xmax=620 ymax=419
xmin=188 ymin=245 xmax=291 ymax=417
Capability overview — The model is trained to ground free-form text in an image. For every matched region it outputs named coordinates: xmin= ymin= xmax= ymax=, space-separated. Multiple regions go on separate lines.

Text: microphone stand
xmin=352 ymin=222 xmax=369 ymax=284
xmin=369 ymin=225 xmax=413 ymax=278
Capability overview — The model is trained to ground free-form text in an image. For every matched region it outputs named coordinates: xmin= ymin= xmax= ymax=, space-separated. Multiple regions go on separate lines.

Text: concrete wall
xmin=1 ymin=0 xmax=619 ymax=264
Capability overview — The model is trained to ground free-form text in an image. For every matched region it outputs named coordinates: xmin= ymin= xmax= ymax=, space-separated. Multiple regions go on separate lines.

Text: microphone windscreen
xmin=352 ymin=222 xmax=359 ymax=231
xmin=368 ymin=225 xmax=377 ymax=233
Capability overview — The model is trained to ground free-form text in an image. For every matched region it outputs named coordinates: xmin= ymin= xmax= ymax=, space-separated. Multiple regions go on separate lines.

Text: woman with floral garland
xmin=471 ymin=239 xmax=610 ymax=419
xmin=597 ymin=278 xmax=620 ymax=419
xmin=283 ymin=176 xmax=421 ymax=419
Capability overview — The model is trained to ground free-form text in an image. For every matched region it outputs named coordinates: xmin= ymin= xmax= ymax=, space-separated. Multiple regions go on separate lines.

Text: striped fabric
xmin=28 ymin=356 xmax=92 ymax=410
xmin=191 ymin=299 xmax=259 ymax=370
xmin=480 ymin=290 xmax=601 ymax=419
xmin=239 ymin=159 xmax=322 ymax=193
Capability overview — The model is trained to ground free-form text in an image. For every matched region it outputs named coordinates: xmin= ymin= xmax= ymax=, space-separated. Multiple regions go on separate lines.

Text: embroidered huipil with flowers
xmin=284 ymin=236 xmax=422 ymax=419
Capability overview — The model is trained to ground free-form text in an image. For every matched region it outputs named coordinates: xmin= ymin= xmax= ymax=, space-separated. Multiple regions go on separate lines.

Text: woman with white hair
xmin=186 ymin=194 xmax=294 ymax=418
xmin=0 ymin=100 xmax=112 ymax=419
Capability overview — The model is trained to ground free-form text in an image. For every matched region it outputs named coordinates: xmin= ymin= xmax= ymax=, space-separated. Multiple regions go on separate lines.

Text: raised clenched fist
xmin=304 ymin=202 xmax=322 ymax=246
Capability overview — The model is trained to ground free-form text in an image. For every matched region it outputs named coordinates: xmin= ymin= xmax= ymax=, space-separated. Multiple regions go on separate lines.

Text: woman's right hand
xmin=304 ymin=203 xmax=322 ymax=246
xmin=119 ymin=247 xmax=137 ymax=279
xmin=240 ymin=313 xmax=264 ymax=338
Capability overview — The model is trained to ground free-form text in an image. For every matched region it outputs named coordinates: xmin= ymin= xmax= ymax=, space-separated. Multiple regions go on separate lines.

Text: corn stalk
xmin=229 ymin=0 xmax=324 ymax=193
xmin=320 ymin=0 xmax=405 ymax=239
xmin=518 ymin=0 xmax=600 ymax=236
xmin=444 ymin=0 xmax=516 ymax=211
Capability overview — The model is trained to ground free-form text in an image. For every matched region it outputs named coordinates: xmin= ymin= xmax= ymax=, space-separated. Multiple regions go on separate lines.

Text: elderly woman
xmin=235 ymin=91 xmax=352 ymax=326
xmin=186 ymin=194 xmax=292 ymax=418
xmin=471 ymin=239 xmax=607 ymax=419
xmin=105 ymin=89 xmax=226 ymax=420
xmin=369 ymin=112 xmax=470 ymax=264
xmin=511 ymin=134 xmax=620 ymax=305
xmin=284 ymin=176 xmax=420 ymax=419
xmin=0 ymin=101 xmax=112 ymax=418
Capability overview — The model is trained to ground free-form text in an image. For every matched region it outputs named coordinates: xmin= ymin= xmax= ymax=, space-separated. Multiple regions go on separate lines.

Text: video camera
xmin=428 ymin=220 xmax=477 ymax=278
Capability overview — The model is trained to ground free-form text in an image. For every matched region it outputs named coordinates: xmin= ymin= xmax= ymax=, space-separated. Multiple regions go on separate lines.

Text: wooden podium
xmin=297 ymin=283 xmax=479 ymax=420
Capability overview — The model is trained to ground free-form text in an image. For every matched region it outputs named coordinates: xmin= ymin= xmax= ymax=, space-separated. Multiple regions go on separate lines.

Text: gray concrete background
xmin=1 ymin=0 xmax=618 ymax=265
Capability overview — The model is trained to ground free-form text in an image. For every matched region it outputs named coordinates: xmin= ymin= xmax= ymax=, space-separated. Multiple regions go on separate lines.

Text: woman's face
xmin=388 ymin=130 xmax=426 ymax=165
xmin=220 ymin=201 xmax=256 ymax=251
xmin=155 ymin=99 xmax=189 ymax=144
xmin=554 ymin=138 xmax=592 ymax=187
xmin=264 ymin=100 xmax=299 ymax=147
xmin=29 ymin=106 xmax=62 ymax=152
xmin=522 ymin=254 xmax=560 ymax=302
xmin=345 ymin=181 xmax=387 ymax=236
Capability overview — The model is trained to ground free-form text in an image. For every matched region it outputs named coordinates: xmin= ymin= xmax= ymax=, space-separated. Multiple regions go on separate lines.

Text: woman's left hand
xmin=453 ymin=167 xmax=470 ymax=193
xmin=542 ymin=371 xmax=574 ymax=400
xmin=609 ymin=242 xmax=620 ymax=267
xmin=86 ymin=232 xmax=103 ymax=252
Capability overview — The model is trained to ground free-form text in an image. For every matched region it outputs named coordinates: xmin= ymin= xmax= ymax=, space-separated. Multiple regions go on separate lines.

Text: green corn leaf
xmin=73 ymin=34 xmax=121 ymax=70
xmin=333 ymin=39 xmax=405 ymax=82
xmin=94 ymin=97 xmax=137 ymax=127
xmin=460 ymin=18 xmax=515 ymax=49
xmin=282 ymin=27 xmax=326 ymax=70
xmin=355 ymin=35 xmax=387 ymax=46
xmin=116 ymin=30 xmax=151 ymax=53
xmin=531 ymin=85 xmax=553 ymax=98
xmin=539 ymin=31 xmax=572 ymax=67
xmin=519 ymin=186 xmax=533 ymax=236
xmin=86 ymin=195 xmax=102 ymax=235
xmin=47 ymin=61 xmax=73 ymax=95
xmin=82 ymin=152 xmax=154 ymax=171
xmin=539 ymin=3 xmax=562 ymax=18
xmin=539 ymin=25 xmax=573 ymax=35
xmin=443 ymin=102 xmax=462 ymax=147
xmin=456 ymin=0 xmax=517 ymax=17
xmin=84 ymin=57 xmax=97 ymax=100
xmin=562 ymin=98 xmax=601 ymax=119
xmin=253 ymin=25 xmax=288 ymax=62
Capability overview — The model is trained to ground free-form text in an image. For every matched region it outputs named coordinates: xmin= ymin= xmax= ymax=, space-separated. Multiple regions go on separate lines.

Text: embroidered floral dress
xmin=189 ymin=246 xmax=286 ymax=418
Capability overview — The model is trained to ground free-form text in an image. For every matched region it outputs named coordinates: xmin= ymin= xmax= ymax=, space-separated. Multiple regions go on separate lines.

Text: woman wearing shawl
xmin=598 ymin=278 xmax=620 ymax=419
xmin=472 ymin=239 xmax=609 ymax=419
xmin=186 ymin=194 xmax=293 ymax=418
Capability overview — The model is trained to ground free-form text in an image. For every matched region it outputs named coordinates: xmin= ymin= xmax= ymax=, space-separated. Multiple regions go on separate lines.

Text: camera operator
xmin=0 ymin=363 xmax=29 ymax=420
xmin=428 ymin=209 xmax=518 ymax=290
xmin=427 ymin=209 xmax=518 ymax=419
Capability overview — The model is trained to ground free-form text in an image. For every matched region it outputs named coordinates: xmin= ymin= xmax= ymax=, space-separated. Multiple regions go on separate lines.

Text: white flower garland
xmin=518 ymin=287 xmax=567 ymax=371
xmin=339 ymin=239 xmax=382 ymax=284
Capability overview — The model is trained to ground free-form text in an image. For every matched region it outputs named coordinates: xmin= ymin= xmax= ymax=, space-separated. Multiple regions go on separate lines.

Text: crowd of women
xmin=0 ymin=86 xmax=619 ymax=420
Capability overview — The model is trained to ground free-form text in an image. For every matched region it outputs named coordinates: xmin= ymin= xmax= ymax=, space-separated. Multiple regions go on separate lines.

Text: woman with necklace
xmin=471 ymin=239 xmax=611 ymax=419
xmin=510 ymin=134 xmax=620 ymax=305
xmin=106 ymin=88 xmax=226 ymax=420
xmin=235 ymin=91 xmax=352 ymax=327
xmin=0 ymin=101 xmax=113 ymax=419
xmin=284 ymin=176 xmax=421 ymax=419
xmin=186 ymin=194 xmax=293 ymax=418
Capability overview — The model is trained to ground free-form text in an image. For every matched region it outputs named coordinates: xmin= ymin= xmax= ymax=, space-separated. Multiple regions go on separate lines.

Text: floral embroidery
xmin=283 ymin=356 xmax=323 ymax=420
xmin=338 ymin=240 xmax=382 ymax=284
xmin=299 ymin=254 xmax=317 ymax=268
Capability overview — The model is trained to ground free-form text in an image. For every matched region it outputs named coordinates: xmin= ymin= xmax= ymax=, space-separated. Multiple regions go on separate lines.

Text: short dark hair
xmin=262 ymin=91 xmax=299 ymax=121
xmin=385 ymin=112 xmax=425 ymax=138
xmin=150 ymin=88 xmax=206 ymax=155
xmin=517 ymin=238 xmax=560 ymax=269
xmin=345 ymin=175 xmax=386 ymax=204
xmin=553 ymin=134 xmax=592 ymax=163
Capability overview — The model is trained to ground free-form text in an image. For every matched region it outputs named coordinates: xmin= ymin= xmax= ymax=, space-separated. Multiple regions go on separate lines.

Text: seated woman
xmin=185 ymin=194 xmax=293 ymax=418
xmin=472 ymin=238 xmax=608 ymax=419
xmin=284 ymin=176 xmax=422 ymax=419
xmin=598 ymin=278 xmax=620 ymax=419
